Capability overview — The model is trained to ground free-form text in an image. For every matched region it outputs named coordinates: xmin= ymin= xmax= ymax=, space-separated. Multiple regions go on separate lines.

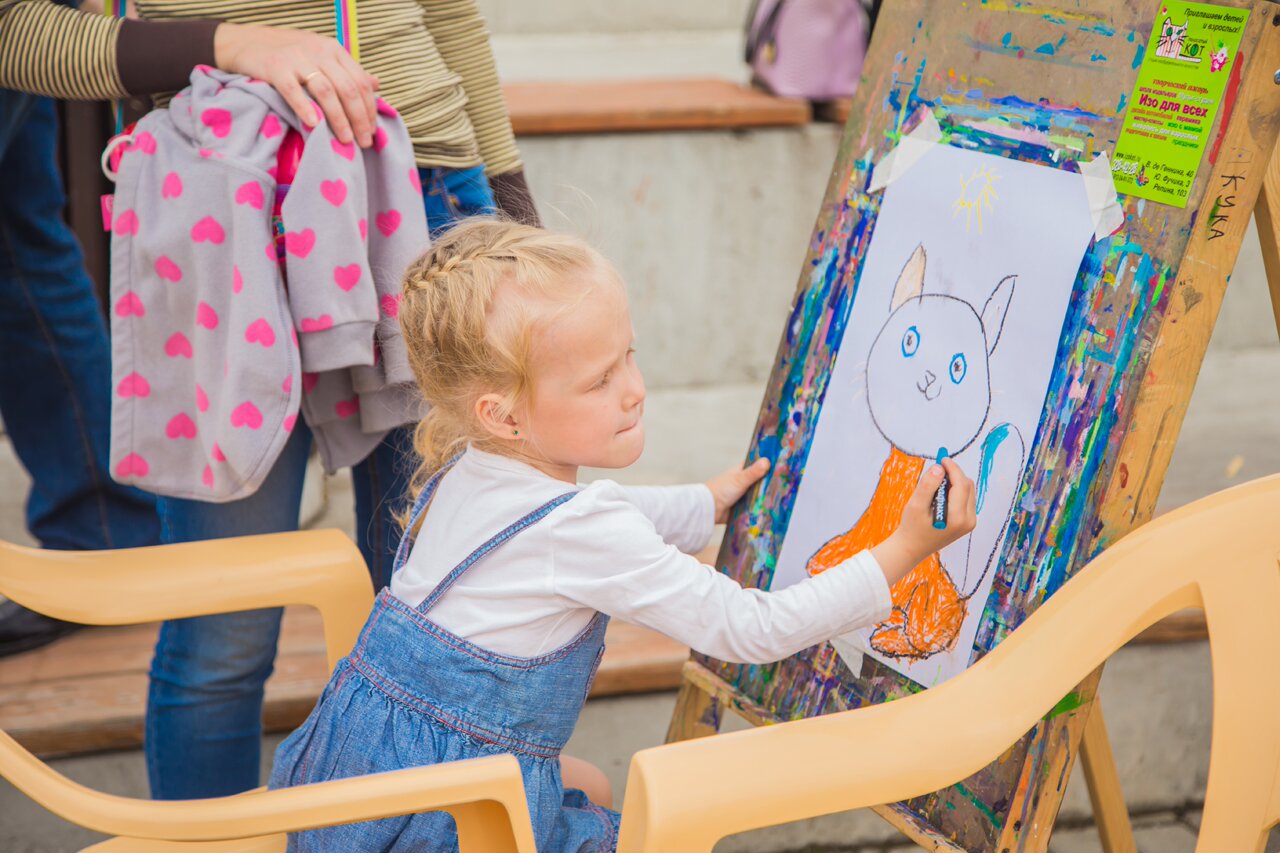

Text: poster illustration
xmin=1111 ymin=0 xmax=1249 ymax=207
xmin=769 ymin=142 xmax=1097 ymax=688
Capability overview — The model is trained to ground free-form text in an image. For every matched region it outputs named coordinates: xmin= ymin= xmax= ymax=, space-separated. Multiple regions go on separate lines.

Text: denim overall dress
xmin=269 ymin=460 xmax=620 ymax=851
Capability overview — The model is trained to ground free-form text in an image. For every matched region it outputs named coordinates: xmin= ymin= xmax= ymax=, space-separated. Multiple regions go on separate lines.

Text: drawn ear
xmin=982 ymin=275 xmax=1016 ymax=355
xmin=891 ymin=245 xmax=927 ymax=311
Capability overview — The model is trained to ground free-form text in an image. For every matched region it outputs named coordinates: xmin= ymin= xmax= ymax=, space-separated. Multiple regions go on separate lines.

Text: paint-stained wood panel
xmin=670 ymin=1 xmax=1280 ymax=849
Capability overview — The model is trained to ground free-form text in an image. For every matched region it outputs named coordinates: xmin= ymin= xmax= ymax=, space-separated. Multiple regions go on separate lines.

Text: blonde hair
xmin=398 ymin=218 xmax=611 ymax=502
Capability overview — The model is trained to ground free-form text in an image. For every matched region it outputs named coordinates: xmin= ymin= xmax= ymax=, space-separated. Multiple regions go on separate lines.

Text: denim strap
xmin=417 ymin=490 xmax=576 ymax=614
xmin=390 ymin=455 xmax=461 ymax=577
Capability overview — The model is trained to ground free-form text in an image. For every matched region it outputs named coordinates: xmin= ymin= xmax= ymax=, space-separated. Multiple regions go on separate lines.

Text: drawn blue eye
xmin=950 ymin=353 xmax=967 ymax=384
xmin=901 ymin=326 xmax=920 ymax=357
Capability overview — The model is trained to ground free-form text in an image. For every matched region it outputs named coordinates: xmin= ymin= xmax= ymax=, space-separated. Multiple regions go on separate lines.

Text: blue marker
xmin=932 ymin=447 xmax=949 ymax=530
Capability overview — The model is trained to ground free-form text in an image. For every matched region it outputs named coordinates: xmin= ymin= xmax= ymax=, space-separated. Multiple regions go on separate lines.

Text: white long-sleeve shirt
xmin=391 ymin=448 xmax=893 ymax=664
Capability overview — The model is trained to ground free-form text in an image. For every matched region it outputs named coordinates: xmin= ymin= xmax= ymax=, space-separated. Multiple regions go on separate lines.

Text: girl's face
xmin=515 ymin=276 xmax=646 ymax=482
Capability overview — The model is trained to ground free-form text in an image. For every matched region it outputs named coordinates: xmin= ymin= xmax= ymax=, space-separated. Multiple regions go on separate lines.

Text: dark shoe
xmin=0 ymin=599 xmax=81 ymax=657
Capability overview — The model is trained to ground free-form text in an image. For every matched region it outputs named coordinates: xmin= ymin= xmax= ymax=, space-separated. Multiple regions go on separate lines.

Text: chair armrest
xmin=618 ymin=474 xmax=1280 ymax=851
xmin=0 ymin=530 xmax=372 ymax=668
xmin=2 ymin=728 xmax=535 ymax=852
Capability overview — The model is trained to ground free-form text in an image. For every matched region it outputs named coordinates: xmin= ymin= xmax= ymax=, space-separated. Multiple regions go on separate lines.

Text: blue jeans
xmin=146 ymin=165 xmax=496 ymax=799
xmin=0 ymin=92 xmax=159 ymax=551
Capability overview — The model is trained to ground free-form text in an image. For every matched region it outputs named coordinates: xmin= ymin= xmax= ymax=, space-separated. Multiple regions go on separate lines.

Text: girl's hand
xmin=213 ymin=23 xmax=380 ymax=148
xmin=871 ymin=458 xmax=977 ymax=586
xmin=705 ymin=458 xmax=771 ymax=524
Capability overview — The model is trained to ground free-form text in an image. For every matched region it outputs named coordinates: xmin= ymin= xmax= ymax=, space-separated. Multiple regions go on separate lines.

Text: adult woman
xmin=1 ymin=0 xmax=538 ymax=799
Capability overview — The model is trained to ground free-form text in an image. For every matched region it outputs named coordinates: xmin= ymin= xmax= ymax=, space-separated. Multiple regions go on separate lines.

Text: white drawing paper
xmin=769 ymin=142 xmax=1096 ymax=688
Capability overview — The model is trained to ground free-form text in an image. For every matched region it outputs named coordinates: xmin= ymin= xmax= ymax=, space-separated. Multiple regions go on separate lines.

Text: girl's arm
xmin=550 ymin=462 xmax=975 ymax=665
xmin=606 ymin=458 xmax=771 ymax=555
xmin=549 ymin=488 xmax=892 ymax=664
xmin=611 ymin=484 xmax=715 ymax=556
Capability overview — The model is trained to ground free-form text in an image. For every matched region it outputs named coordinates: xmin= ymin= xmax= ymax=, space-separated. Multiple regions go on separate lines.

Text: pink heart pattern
xmin=285 ymin=229 xmax=316 ymax=258
xmin=283 ymin=414 xmax=297 ymax=432
xmin=380 ymin=294 xmax=401 ymax=318
xmin=115 ymin=292 xmax=145 ymax=318
xmin=376 ymin=210 xmax=401 ymax=237
xmin=164 ymin=332 xmax=193 ymax=358
xmin=282 ymin=374 xmax=293 ymax=393
xmin=302 ymin=372 xmax=319 ymax=393
xmin=191 ymin=215 xmax=225 ymax=244
xmin=201 ymin=108 xmax=233 ymax=139
xmin=299 ymin=315 xmax=333 ymax=333
xmin=117 ymin=372 xmax=151 ymax=398
xmin=130 ymin=132 xmax=157 ymax=155
xmin=235 ymin=181 xmax=264 ymax=210
xmin=373 ymin=127 xmax=388 ymax=152
xmin=331 ymin=138 xmax=356 ymax=161
xmin=358 ymin=219 xmax=368 ymax=240
xmin=335 ymin=398 xmax=360 ymax=418
xmin=202 ymin=464 xmax=214 ymax=488
xmin=116 ymin=453 xmax=149 ymax=477
xmin=114 ymin=209 xmax=139 ymax=236
xmin=245 ymin=317 xmax=276 ymax=347
xmin=409 ymin=168 xmax=423 ymax=195
xmin=195 ymin=384 xmax=209 ymax=412
xmin=232 ymin=266 xmax=244 ymax=294
xmin=165 ymin=412 xmax=197 ymax=439
xmin=231 ymin=401 xmax=263 ymax=429
xmin=211 ymin=442 xmax=226 ymax=462
xmin=196 ymin=301 xmax=219 ymax=329
xmin=333 ymin=264 xmax=362 ymax=292
xmin=162 ymin=172 xmax=183 ymax=199
xmin=155 ymin=256 xmax=182 ymax=282
xmin=260 ymin=114 xmax=283 ymax=139
xmin=320 ymin=179 xmax=347 ymax=206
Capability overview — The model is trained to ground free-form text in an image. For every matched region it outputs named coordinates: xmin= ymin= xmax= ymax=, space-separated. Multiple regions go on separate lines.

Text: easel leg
xmin=1079 ymin=702 xmax=1136 ymax=853
xmin=1248 ymin=138 xmax=1280 ymax=342
xmin=665 ymin=677 xmax=721 ymax=742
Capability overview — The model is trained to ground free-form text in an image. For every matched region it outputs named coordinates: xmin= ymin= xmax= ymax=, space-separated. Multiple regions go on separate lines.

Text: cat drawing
xmin=806 ymin=244 xmax=1025 ymax=660
xmin=1156 ymin=17 xmax=1188 ymax=59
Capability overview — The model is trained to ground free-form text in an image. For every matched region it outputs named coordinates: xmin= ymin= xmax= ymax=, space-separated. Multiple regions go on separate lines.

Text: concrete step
xmin=491 ymin=30 xmax=748 ymax=83
xmin=476 ymin=0 xmax=751 ymax=37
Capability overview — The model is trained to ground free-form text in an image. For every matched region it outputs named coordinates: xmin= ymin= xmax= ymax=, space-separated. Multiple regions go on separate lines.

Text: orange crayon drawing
xmin=807 ymin=244 xmax=1024 ymax=661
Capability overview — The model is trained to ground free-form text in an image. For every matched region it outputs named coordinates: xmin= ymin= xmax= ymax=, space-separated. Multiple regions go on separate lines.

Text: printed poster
xmin=1111 ymin=1 xmax=1249 ymax=207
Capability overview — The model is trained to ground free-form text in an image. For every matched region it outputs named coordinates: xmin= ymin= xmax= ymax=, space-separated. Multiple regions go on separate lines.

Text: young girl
xmin=269 ymin=220 xmax=977 ymax=851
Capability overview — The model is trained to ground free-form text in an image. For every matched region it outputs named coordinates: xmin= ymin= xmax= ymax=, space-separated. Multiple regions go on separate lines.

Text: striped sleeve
xmin=0 ymin=0 xmax=125 ymax=100
xmin=418 ymin=0 xmax=522 ymax=176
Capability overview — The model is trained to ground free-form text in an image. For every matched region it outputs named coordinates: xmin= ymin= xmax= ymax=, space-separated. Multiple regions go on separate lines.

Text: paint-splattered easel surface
xmin=689 ymin=1 xmax=1280 ymax=849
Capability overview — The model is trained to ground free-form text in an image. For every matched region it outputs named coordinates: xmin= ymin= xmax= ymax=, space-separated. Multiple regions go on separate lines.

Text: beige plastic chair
xmin=0 ymin=530 xmax=537 ymax=853
xmin=619 ymin=474 xmax=1280 ymax=853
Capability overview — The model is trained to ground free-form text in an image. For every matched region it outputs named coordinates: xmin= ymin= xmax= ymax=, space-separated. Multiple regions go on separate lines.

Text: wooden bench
xmin=0 ymin=609 xmax=690 ymax=759
xmin=502 ymin=78 xmax=811 ymax=136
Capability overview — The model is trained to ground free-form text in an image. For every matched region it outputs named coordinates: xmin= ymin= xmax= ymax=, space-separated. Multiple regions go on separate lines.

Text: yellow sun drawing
xmin=953 ymin=168 xmax=1000 ymax=233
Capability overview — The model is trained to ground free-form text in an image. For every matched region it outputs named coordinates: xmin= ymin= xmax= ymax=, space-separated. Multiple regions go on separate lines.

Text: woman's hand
xmin=871 ymin=458 xmax=977 ymax=586
xmin=213 ymin=23 xmax=380 ymax=147
xmin=705 ymin=458 xmax=771 ymax=524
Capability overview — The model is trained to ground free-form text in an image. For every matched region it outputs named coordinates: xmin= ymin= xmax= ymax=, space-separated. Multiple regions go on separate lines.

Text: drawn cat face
xmin=1156 ymin=18 xmax=1188 ymax=58
xmin=864 ymin=245 xmax=1014 ymax=459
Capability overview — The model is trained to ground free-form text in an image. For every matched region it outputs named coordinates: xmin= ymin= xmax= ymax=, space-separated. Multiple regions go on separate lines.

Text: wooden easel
xmin=665 ymin=2 xmax=1280 ymax=851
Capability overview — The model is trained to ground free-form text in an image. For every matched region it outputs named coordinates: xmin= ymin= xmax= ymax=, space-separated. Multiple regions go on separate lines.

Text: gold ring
xmin=301 ymin=70 xmax=323 ymax=86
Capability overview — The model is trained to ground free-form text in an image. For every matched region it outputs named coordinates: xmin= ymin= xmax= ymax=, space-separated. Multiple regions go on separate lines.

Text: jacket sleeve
xmin=0 ymin=0 xmax=217 ymax=99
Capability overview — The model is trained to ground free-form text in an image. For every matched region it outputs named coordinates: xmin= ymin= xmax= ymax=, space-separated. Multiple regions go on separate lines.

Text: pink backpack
xmin=745 ymin=0 xmax=869 ymax=100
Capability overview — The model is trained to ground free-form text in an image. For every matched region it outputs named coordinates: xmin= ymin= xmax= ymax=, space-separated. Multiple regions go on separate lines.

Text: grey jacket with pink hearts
xmin=109 ymin=66 xmax=429 ymax=501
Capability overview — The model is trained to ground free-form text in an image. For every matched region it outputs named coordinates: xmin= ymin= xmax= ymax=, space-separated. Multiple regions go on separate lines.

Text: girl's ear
xmin=475 ymin=393 xmax=521 ymax=441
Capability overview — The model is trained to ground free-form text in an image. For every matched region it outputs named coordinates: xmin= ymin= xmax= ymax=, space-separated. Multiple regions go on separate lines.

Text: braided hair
xmin=398 ymin=218 xmax=609 ymax=503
